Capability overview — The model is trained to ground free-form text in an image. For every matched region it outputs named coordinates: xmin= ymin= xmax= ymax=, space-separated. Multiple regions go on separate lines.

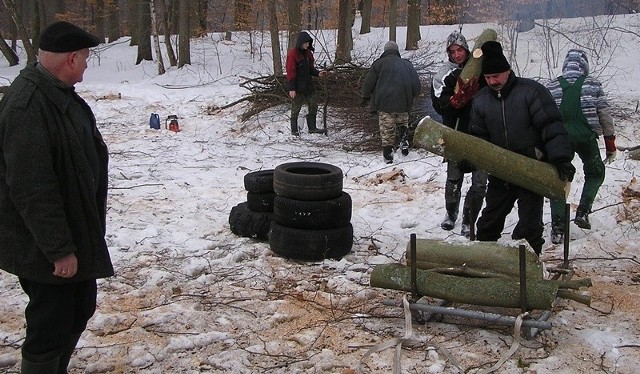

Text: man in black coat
xmin=0 ymin=21 xmax=113 ymax=373
xmin=362 ymin=41 xmax=421 ymax=164
xmin=469 ymin=41 xmax=575 ymax=255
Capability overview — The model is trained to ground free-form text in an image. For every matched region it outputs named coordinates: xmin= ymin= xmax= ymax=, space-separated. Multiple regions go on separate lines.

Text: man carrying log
xmin=545 ymin=49 xmax=617 ymax=244
xmin=469 ymin=41 xmax=576 ymax=255
xmin=431 ymin=31 xmax=487 ymax=237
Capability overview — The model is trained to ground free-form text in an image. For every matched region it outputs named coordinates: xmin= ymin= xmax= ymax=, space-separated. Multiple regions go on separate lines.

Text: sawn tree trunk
xmin=413 ymin=117 xmax=569 ymax=200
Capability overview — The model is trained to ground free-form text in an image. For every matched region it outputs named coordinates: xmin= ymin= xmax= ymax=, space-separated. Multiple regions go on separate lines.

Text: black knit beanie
xmin=481 ymin=41 xmax=511 ymax=74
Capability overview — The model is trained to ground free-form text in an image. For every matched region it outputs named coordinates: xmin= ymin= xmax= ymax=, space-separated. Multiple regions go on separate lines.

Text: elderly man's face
xmin=483 ymin=70 xmax=510 ymax=91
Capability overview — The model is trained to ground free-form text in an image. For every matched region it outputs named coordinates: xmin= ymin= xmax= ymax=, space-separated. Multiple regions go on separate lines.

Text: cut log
xmin=413 ymin=116 xmax=569 ymax=200
xmin=405 ymin=239 xmax=544 ymax=280
xmin=370 ymin=263 xmax=559 ymax=310
xmin=455 ymin=28 xmax=497 ymax=92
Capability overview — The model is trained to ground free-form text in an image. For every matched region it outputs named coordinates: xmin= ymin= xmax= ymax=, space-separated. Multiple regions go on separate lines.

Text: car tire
xmin=268 ymin=222 xmax=353 ymax=261
xmin=273 ymin=192 xmax=352 ymax=229
xmin=273 ymin=162 xmax=343 ymax=201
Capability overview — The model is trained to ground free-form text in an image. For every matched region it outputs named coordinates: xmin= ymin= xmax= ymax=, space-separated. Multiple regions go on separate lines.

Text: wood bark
xmin=388 ymin=0 xmax=397 ymax=42
xmin=359 ymin=0 xmax=371 ymax=34
xmin=135 ymin=0 xmax=153 ymax=64
xmin=335 ymin=0 xmax=353 ymax=64
xmin=177 ymin=0 xmax=191 ymax=67
xmin=0 ymin=30 xmax=19 ymax=66
xmin=106 ymin=0 xmax=120 ymax=43
xmin=286 ymin=0 xmax=301 ymax=50
xmin=405 ymin=239 xmax=544 ymax=280
xmin=405 ymin=0 xmax=421 ymax=50
xmin=370 ymin=263 xmax=560 ymax=310
xmin=3 ymin=0 xmax=36 ymax=63
xmin=456 ymin=28 xmax=497 ymax=91
xmin=162 ymin=0 xmax=177 ymax=67
xmin=150 ymin=0 xmax=165 ymax=75
xmin=266 ymin=0 xmax=283 ymax=76
xmin=412 ymin=117 xmax=569 ymax=200
xmin=94 ymin=0 xmax=106 ymax=42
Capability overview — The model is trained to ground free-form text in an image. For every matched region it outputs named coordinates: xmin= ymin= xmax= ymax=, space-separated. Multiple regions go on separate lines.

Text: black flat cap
xmin=39 ymin=21 xmax=100 ymax=52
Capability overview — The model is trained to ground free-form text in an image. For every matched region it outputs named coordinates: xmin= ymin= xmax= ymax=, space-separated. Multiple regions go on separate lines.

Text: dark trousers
xmin=476 ymin=176 xmax=544 ymax=249
xmin=19 ymin=278 xmax=97 ymax=360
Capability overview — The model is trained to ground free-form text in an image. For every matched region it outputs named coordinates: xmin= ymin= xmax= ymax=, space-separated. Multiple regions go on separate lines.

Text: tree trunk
xmin=267 ymin=0 xmax=282 ymax=76
xmin=163 ymin=0 xmax=177 ymax=67
xmin=195 ymin=0 xmax=207 ymax=37
xmin=388 ymin=0 xmax=397 ymax=42
xmin=135 ymin=0 xmax=153 ymax=64
xmin=359 ymin=0 xmax=371 ymax=34
xmin=150 ymin=0 xmax=165 ymax=75
xmin=456 ymin=28 xmax=497 ymax=91
xmin=0 ymin=30 xmax=19 ymax=66
xmin=405 ymin=239 xmax=544 ymax=280
xmin=128 ymin=0 xmax=139 ymax=46
xmin=405 ymin=0 xmax=420 ymax=50
xmin=234 ymin=0 xmax=252 ymax=31
xmin=335 ymin=0 xmax=352 ymax=64
xmin=287 ymin=0 xmax=301 ymax=51
xmin=106 ymin=0 xmax=120 ymax=43
xmin=178 ymin=0 xmax=191 ymax=67
xmin=3 ymin=0 xmax=37 ymax=63
xmin=412 ymin=117 xmax=569 ymax=200
xmin=94 ymin=0 xmax=106 ymax=42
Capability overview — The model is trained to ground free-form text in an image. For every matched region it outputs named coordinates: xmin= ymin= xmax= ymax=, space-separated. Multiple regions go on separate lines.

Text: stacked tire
xmin=228 ymin=170 xmax=275 ymax=240
xmin=269 ymin=162 xmax=353 ymax=261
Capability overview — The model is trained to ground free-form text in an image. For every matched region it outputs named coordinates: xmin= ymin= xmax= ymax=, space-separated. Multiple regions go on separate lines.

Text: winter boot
xmin=528 ymin=237 xmax=545 ymax=256
xmin=398 ymin=126 xmax=410 ymax=156
xmin=441 ymin=202 xmax=459 ymax=231
xmin=307 ymin=115 xmax=324 ymax=134
xmin=21 ymin=351 xmax=60 ymax=374
xmin=461 ymin=193 xmax=484 ymax=239
xmin=383 ymin=146 xmax=394 ymax=164
xmin=57 ymin=333 xmax=82 ymax=374
xmin=290 ymin=117 xmax=300 ymax=136
xmin=574 ymin=206 xmax=591 ymax=229
xmin=550 ymin=218 xmax=565 ymax=245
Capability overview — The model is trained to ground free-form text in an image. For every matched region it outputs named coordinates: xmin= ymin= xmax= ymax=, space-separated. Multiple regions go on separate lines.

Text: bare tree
xmin=287 ymin=0 xmax=301 ymax=50
xmin=406 ymin=0 xmax=421 ymax=50
xmin=359 ymin=0 xmax=372 ymax=34
xmin=135 ymin=0 xmax=153 ymax=64
xmin=106 ymin=0 xmax=121 ymax=43
xmin=150 ymin=0 xmax=165 ymax=74
xmin=178 ymin=0 xmax=190 ymax=67
xmin=335 ymin=0 xmax=352 ymax=63
xmin=162 ymin=0 xmax=177 ymax=67
xmin=129 ymin=0 xmax=139 ymax=46
xmin=266 ymin=0 xmax=282 ymax=75
xmin=389 ymin=0 xmax=397 ymax=42
xmin=3 ymin=0 xmax=36 ymax=63
xmin=0 ymin=30 xmax=18 ymax=66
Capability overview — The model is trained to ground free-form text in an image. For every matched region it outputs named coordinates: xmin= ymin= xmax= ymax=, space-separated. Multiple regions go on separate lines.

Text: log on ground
xmin=370 ymin=263 xmax=559 ymax=310
xmin=413 ymin=116 xmax=569 ymax=200
xmin=405 ymin=239 xmax=544 ymax=280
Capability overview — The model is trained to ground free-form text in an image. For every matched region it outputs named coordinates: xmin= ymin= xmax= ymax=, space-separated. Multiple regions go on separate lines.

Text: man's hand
xmin=53 ymin=253 xmax=78 ymax=278
xmin=603 ymin=135 xmax=616 ymax=164
xmin=450 ymin=77 xmax=479 ymax=109
xmin=555 ymin=161 xmax=576 ymax=182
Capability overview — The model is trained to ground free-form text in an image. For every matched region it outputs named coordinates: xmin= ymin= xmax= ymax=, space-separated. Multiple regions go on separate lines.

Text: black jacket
xmin=362 ymin=50 xmax=421 ymax=113
xmin=0 ymin=63 xmax=113 ymax=284
xmin=470 ymin=72 xmax=572 ymax=165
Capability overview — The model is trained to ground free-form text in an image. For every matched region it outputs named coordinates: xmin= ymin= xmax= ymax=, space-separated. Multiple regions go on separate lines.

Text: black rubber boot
xmin=574 ymin=206 xmax=591 ymax=229
xmin=307 ymin=115 xmax=324 ymax=134
xmin=383 ymin=146 xmax=394 ymax=164
xmin=398 ymin=126 xmax=409 ymax=156
xmin=57 ymin=333 xmax=82 ymax=374
xmin=290 ymin=117 xmax=300 ymax=136
xmin=21 ymin=351 xmax=60 ymax=374
xmin=441 ymin=202 xmax=459 ymax=230
xmin=461 ymin=193 xmax=484 ymax=238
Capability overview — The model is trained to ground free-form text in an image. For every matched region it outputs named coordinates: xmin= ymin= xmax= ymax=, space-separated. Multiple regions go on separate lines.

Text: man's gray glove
xmin=555 ymin=161 xmax=576 ymax=182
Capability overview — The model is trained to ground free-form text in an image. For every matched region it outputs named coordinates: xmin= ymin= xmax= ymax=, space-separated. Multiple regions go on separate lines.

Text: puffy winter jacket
xmin=0 ymin=63 xmax=113 ymax=284
xmin=545 ymin=49 xmax=615 ymax=137
xmin=470 ymin=72 xmax=573 ymax=165
xmin=362 ymin=50 xmax=421 ymax=113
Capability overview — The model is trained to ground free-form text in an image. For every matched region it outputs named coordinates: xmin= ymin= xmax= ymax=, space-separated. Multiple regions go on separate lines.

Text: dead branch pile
xmin=212 ymin=53 xmax=439 ymax=152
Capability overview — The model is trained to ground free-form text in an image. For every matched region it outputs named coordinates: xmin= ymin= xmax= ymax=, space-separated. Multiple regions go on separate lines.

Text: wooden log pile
xmin=369 ymin=239 xmax=592 ymax=310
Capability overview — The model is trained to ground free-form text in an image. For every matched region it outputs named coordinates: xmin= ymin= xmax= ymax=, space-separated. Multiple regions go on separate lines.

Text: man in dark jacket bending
xmin=362 ymin=41 xmax=421 ymax=164
xmin=0 ymin=21 xmax=113 ymax=373
xmin=469 ymin=41 xmax=575 ymax=255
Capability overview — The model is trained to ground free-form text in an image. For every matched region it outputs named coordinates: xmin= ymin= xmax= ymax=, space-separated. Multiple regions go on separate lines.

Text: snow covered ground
xmin=0 ymin=14 xmax=639 ymax=374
